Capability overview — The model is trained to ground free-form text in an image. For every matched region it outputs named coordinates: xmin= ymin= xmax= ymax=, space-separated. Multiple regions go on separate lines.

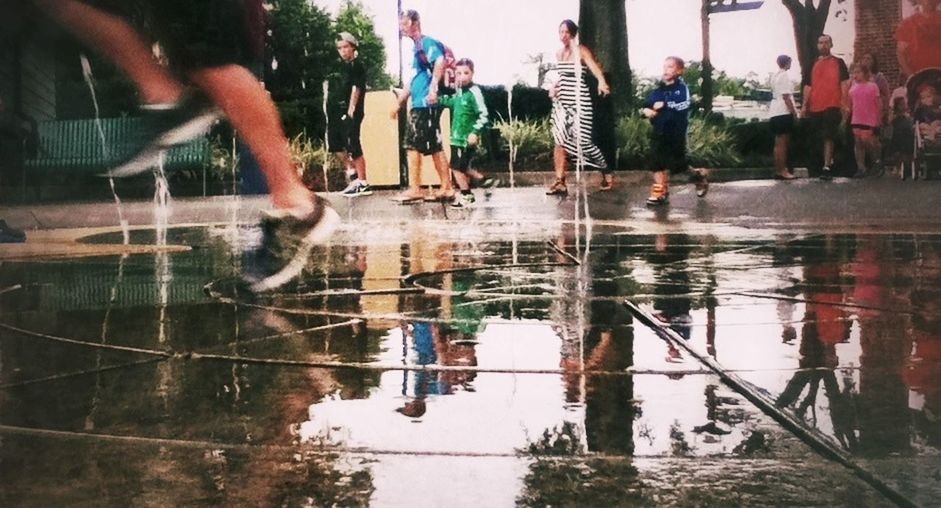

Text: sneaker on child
xmin=240 ymin=197 xmax=340 ymax=293
xmin=106 ymin=94 xmax=222 ymax=177
xmin=341 ymin=180 xmax=372 ymax=197
xmin=450 ymin=192 xmax=475 ymax=208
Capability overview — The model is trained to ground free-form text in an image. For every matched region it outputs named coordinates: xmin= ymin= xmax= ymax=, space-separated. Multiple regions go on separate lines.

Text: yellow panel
xmin=360 ymin=91 xmax=451 ymax=188
xmin=361 ymin=90 xmax=402 ymax=187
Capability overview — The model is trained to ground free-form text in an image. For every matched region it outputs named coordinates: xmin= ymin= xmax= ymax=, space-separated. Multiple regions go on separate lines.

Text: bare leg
xmin=405 ymin=150 xmax=423 ymax=197
xmin=188 ymin=65 xmax=311 ymax=211
xmin=654 ymin=170 xmax=669 ymax=189
xmin=854 ymin=135 xmax=868 ymax=175
xmin=352 ymin=156 xmax=367 ymax=181
xmin=774 ymin=134 xmax=794 ymax=177
xmin=453 ymin=170 xmax=471 ymax=191
xmin=823 ymin=138 xmax=835 ymax=168
xmin=32 ymin=0 xmax=183 ymax=105
xmin=553 ymin=145 xmax=567 ymax=181
xmin=431 ymin=151 xmax=452 ymax=196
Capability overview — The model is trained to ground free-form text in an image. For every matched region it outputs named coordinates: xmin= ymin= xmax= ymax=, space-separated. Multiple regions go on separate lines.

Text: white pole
xmin=507 ymin=84 xmax=515 ymax=188
xmin=322 ymin=80 xmax=330 ymax=192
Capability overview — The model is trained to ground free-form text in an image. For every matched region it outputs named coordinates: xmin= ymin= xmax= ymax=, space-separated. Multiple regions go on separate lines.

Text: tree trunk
xmin=578 ymin=0 xmax=632 ymax=114
xmin=782 ymin=0 xmax=833 ymax=85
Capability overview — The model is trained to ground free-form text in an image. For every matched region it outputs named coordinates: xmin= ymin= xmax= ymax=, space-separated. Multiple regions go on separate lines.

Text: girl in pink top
xmin=847 ymin=63 xmax=884 ymax=177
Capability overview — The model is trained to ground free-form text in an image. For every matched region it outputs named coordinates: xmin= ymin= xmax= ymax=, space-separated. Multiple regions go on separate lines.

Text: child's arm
xmin=468 ymin=87 xmax=489 ymax=146
xmin=579 ymin=45 xmax=610 ymax=96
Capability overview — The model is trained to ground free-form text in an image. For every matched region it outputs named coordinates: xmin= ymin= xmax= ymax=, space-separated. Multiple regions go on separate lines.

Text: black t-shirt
xmin=332 ymin=58 xmax=367 ymax=119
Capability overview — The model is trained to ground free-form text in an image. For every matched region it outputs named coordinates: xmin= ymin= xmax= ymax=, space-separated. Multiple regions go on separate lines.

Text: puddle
xmin=1 ymin=229 xmax=939 ymax=505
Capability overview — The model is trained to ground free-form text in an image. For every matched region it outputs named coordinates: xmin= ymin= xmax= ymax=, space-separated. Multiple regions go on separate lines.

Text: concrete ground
xmin=0 ymin=175 xmax=939 ymax=506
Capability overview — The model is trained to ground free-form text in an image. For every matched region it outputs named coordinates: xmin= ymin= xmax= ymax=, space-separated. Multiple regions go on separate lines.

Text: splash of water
xmin=80 ymin=54 xmax=130 ymax=245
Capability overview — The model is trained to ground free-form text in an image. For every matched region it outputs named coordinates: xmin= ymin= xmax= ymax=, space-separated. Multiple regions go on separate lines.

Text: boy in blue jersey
xmin=641 ymin=57 xmax=709 ymax=206
xmin=437 ymin=59 xmax=496 ymax=208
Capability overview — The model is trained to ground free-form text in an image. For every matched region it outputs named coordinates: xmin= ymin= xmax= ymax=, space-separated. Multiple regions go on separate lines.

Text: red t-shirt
xmin=807 ymin=56 xmax=849 ymax=113
xmin=896 ymin=11 xmax=941 ymax=74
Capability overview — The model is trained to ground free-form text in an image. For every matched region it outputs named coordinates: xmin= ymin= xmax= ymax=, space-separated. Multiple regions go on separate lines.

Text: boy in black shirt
xmin=331 ymin=32 xmax=371 ymax=196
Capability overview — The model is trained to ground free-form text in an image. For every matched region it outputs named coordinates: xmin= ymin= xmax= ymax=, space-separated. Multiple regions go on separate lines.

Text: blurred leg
xmin=189 ymin=65 xmax=312 ymax=211
xmin=31 ymin=0 xmax=183 ymax=105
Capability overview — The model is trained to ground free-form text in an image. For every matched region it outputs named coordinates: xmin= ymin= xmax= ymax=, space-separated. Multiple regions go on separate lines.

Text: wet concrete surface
xmin=1 ymin=180 xmax=940 ymax=506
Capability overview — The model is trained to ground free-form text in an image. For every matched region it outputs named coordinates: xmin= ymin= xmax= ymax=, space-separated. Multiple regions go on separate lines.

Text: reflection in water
xmin=2 ymin=229 xmax=941 ymax=504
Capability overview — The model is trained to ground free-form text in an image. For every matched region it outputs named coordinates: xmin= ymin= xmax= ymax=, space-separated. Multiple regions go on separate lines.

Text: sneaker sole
xmin=247 ymin=207 xmax=341 ymax=293
xmin=104 ymin=109 xmax=222 ymax=178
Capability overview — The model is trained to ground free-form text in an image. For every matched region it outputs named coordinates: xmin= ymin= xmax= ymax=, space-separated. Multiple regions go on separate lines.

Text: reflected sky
xmin=1 ymin=228 xmax=938 ymax=505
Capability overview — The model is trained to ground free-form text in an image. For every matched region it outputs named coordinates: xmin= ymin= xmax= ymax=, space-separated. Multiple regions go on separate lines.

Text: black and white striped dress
xmin=551 ymin=60 xmax=607 ymax=170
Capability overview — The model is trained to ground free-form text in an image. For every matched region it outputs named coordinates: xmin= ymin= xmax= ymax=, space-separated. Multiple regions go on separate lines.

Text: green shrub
xmin=615 ymin=114 xmax=652 ymax=168
xmin=615 ymin=115 xmax=741 ymax=168
xmin=688 ymin=117 xmax=741 ymax=167
xmin=494 ymin=118 xmax=552 ymax=167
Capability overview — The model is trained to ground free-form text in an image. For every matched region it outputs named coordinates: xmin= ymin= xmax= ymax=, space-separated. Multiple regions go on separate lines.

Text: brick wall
xmin=855 ymin=0 xmax=903 ymax=84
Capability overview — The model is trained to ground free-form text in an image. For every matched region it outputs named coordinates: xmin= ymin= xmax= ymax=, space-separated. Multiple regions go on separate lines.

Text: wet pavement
xmin=1 ymin=179 xmax=940 ymax=506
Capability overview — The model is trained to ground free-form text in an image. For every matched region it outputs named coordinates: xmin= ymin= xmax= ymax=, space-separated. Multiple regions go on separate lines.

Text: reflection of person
xmin=330 ymin=32 xmax=371 ymax=197
xmin=31 ymin=0 xmax=339 ymax=292
xmin=769 ymin=55 xmax=799 ymax=180
xmin=545 ymin=19 xmax=611 ymax=196
xmin=801 ymin=35 xmax=850 ymax=180
xmin=640 ymin=57 xmax=709 ymax=206
xmin=437 ymin=58 xmax=495 ymax=209
xmin=396 ymin=321 xmax=479 ymax=419
xmin=847 ymin=63 xmax=883 ymax=178
xmin=896 ymin=0 xmax=941 ymax=77
xmin=391 ymin=9 xmax=453 ymax=203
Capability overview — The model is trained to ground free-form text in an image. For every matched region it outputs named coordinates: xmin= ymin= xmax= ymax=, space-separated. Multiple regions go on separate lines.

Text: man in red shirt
xmin=802 ymin=34 xmax=850 ymax=180
xmin=896 ymin=0 xmax=941 ymax=76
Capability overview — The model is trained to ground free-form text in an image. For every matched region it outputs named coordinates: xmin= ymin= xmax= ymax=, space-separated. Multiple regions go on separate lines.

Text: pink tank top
xmin=850 ymin=81 xmax=881 ymax=128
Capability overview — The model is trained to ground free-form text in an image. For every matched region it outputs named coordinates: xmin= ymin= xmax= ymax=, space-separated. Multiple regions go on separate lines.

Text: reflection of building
xmin=854 ymin=0 xmax=918 ymax=81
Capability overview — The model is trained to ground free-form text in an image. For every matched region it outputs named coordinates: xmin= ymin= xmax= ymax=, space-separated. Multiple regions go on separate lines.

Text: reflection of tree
xmin=517 ymin=424 xmax=652 ymax=507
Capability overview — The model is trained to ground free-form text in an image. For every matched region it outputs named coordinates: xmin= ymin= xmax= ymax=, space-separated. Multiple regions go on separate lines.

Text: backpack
xmin=416 ymin=37 xmax=457 ymax=93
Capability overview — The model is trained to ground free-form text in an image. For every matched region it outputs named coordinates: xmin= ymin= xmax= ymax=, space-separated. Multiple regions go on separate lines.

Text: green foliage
xmin=615 ymin=114 xmax=652 ymax=168
xmin=616 ymin=114 xmax=741 ymax=168
xmin=494 ymin=118 xmax=552 ymax=167
xmin=333 ymin=1 xmax=394 ymax=89
xmin=688 ymin=117 xmax=742 ymax=167
xmin=267 ymin=0 xmax=335 ymax=102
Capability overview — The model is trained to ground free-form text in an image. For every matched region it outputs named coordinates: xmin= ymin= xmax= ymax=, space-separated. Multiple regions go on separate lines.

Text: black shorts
xmin=808 ymin=107 xmax=843 ymax=141
xmin=151 ymin=0 xmax=266 ymax=71
xmin=770 ymin=114 xmax=795 ymax=135
xmin=450 ymin=145 xmax=476 ymax=172
xmin=650 ymin=134 xmax=689 ymax=174
xmin=405 ymin=107 xmax=443 ymax=155
xmin=327 ymin=114 xmax=364 ymax=158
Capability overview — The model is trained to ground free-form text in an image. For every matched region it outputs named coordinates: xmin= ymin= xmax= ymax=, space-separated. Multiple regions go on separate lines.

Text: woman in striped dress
xmin=546 ymin=19 xmax=611 ymax=196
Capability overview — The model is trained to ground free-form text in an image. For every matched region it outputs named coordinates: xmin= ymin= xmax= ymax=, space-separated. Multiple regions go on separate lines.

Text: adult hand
xmin=598 ymin=81 xmax=610 ymax=97
xmin=347 ymin=107 xmax=355 ymax=119
xmin=467 ymin=133 xmax=479 ymax=146
xmin=390 ymin=107 xmax=399 ymax=119
xmin=427 ymin=89 xmax=438 ymax=105
xmin=640 ymin=108 xmax=657 ymax=119
xmin=653 ymin=101 xmax=665 ymax=111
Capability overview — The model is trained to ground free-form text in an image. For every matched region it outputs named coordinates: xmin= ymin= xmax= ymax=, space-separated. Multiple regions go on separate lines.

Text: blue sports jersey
xmin=410 ymin=35 xmax=444 ymax=109
xmin=645 ymin=78 xmax=691 ymax=139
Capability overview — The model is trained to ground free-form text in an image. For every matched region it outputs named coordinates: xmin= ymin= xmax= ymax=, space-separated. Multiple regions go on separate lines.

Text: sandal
xmin=546 ymin=178 xmax=568 ymax=196
xmin=599 ymin=174 xmax=614 ymax=191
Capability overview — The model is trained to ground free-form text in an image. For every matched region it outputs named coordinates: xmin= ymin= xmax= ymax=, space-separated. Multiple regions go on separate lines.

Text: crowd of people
xmin=7 ymin=1 xmax=941 ymax=290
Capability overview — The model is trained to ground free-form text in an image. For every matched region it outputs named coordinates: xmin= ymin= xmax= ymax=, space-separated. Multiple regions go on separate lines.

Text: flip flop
xmin=392 ymin=195 xmax=423 ymax=204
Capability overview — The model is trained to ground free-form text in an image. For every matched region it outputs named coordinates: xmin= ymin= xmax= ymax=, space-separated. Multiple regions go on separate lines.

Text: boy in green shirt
xmin=438 ymin=58 xmax=496 ymax=208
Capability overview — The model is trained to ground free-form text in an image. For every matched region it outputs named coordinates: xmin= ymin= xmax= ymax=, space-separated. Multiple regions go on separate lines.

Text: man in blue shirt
xmin=390 ymin=9 xmax=453 ymax=202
